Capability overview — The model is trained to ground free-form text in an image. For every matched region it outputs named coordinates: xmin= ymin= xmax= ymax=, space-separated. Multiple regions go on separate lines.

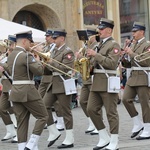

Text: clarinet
xmin=121 ymin=38 xmax=134 ymax=61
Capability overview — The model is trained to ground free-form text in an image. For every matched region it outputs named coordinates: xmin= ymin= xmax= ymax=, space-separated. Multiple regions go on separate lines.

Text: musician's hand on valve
xmin=87 ymin=49 xmax=96 ymax=57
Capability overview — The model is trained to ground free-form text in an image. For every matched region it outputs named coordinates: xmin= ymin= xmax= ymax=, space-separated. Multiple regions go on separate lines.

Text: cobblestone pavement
xmin=0 ymin=102 xmax=149 ymax=150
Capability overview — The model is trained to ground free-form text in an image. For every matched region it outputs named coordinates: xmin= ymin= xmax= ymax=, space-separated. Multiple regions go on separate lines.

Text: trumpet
xmin=134 ymin=51 xmax=150 ymax=62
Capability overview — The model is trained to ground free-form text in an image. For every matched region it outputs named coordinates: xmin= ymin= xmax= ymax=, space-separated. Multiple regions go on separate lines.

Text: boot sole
xmin=1 ymin=135 xmax=16 ymax=141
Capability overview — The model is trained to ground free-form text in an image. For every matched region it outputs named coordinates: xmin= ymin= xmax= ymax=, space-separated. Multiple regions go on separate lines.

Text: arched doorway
xmin=13 ymin=10 xmax=44 ymax=31
xmin=12 ymin=3 xmax=61 ymax=32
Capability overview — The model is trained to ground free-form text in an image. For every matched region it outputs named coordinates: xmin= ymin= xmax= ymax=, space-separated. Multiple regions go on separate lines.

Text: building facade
xmin=0 ymin=0 xmax=150 ymax=50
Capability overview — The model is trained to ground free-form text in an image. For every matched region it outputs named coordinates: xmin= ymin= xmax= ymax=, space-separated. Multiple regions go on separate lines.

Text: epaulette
xmin=146 ymin=41 xmax=150 ymax=43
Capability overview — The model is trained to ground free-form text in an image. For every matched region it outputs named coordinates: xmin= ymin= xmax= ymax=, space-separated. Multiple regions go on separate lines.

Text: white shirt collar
xmin=102 ymin=36 xmax=111 ymax=43
xmin=138 ymin=37 xmax=145 ymax=43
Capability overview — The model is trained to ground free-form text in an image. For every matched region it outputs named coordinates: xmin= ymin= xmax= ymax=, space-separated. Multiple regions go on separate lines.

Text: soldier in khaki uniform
xmin=38 ymin=29 xmax=54 ymax=97
xmin=7 ymin=31 xmax=48 ymax=150
xmin=43 ymin=29 xmax=75 ymax=149
xmin=38 ymin=29 xmax=64 ymax=131
xmin=87 ymin=18 xmax=121 ymax=150
xmin=122 ymin=22 xmax=150 ymax=140
xmin=76 ymin=28 xmax=99 ymax=135
xmin=0 ymin=35 xmax=17 ymax=143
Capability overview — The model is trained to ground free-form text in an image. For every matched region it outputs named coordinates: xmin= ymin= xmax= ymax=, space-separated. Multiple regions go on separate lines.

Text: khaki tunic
xmin=0 ymin=62 xmax=13 ymax=125
xmin=87 ymin=37 xmax=121 ymax=134
xmin=7 ymin=47 xmax=48 ymax=143
xmin=43 ymin=44 xmax=75 ymax=129
xmin=122 ymin=39 xmax=150 ymax=122
xmin=80 ymin=41 xmax=99 ymax=117
xmin=38 ymin=45 xmax=63 ymax=117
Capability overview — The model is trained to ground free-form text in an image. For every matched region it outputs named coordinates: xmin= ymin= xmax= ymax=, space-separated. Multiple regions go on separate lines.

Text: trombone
xmin=134 ymin=51 xmax=150 ymax=62
xmin=30 ymin=41 xmax=46 ymax=50
xmin=31 ymin=43 xmax=79 ymax=77
xmin=42 ymin=61 xmax=73 ymax=78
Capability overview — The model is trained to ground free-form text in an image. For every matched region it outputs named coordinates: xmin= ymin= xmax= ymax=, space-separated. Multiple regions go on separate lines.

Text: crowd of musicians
xmin=0 ymin=17 xmax=150 ymax=150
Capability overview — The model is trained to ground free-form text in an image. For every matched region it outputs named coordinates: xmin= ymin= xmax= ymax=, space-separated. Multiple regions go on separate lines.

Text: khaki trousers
xmin=87 ymin=91 xmax=119 ymax=134
xmin=0 ymin=92 xmax=14 ymax=125
xmin=123 ymin=85 xmax=150 ymax=122
xmin=38 ymin=82 xmax=63 ymax=117
xmin=13 ymin=99 xmax=48 ymax=143
xmin=80 ymin=84 xmax=91 ymax=117
xmin=43 ymin=88 xmax=73 ymax=129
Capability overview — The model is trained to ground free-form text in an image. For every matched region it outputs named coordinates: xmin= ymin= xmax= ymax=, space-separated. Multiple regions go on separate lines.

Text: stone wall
xmin=0 ymin=0 xmax=83 ymax=51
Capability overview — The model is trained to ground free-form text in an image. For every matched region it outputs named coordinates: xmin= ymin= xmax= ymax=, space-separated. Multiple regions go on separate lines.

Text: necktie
xmin=97 ymin=40 xmax=103 ymax=53
xmin=133 ymin=41 xmax=138 ymax=49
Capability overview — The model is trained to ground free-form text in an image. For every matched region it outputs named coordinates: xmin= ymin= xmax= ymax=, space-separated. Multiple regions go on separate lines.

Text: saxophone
xmin=79 ymin=57 xmax=90 ymax=81
xmin=74 ymin=34 xmax=99 ymax=81
xmin=74 ymin=47 xmax=90 ymax=81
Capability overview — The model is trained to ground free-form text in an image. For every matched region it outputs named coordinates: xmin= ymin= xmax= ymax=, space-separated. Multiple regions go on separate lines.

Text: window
xmin=120 ymin=0 xmax=149 ymax=44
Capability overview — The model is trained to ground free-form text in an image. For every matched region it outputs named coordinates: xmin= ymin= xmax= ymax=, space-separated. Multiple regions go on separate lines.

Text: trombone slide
xmin=42 ymin=61 xmax=72 ymax=78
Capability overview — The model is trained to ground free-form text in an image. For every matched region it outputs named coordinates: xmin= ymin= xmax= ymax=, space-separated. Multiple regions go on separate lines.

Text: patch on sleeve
xmin=114 ymin=49 xmax=119 ymax=54
xmin=67 ymin=54 xmax=72 ymax=59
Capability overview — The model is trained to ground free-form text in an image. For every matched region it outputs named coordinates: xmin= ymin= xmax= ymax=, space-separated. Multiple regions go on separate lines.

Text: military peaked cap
xmin=98 ymin=18 xmax=114 ymax=29
xmin=45 ymin=29 xmax=53 ymax=36
xmin=52 ymin=29 xmax=67 ymax=38
xmin=8 ymin=35 xmax=16 ymax=42
xmin=132 ymin=21 xmax=146 ymax=32
xmin=15 ymin=30 xmax=33 ymax=43
xmin=86 ymin=27 xmax=97 ymax=36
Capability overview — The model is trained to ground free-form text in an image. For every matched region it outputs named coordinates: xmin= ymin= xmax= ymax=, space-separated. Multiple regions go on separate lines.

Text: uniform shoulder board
xmin=146 ymin=41 xmax=150 ymax=43
xmin=66 ymin=46 xmax=71 ymax=51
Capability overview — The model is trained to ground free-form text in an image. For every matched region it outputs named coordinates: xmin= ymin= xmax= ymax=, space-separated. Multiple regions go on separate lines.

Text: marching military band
xmin=0 ymin=18 xmax=150 ymax=150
